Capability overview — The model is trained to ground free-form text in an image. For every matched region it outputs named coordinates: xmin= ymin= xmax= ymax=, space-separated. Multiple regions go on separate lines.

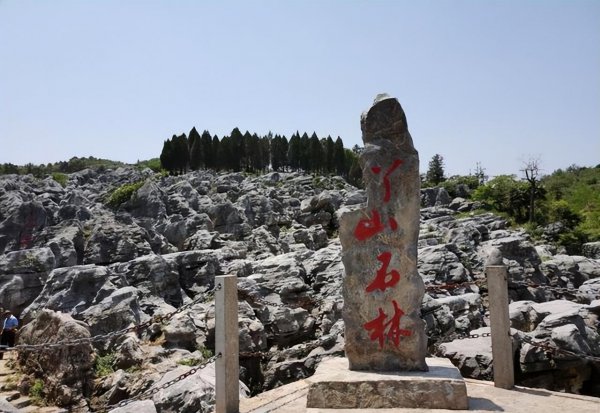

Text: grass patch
xmin=51 ymin=172 xmax=68 ymax=187
xmin=106 ymin=180 xmax=145 ymax=209
xmin=94 ymin=353 xmax=116 ymax=377
xmin=29 ymin=379 xmax=46 ymax=406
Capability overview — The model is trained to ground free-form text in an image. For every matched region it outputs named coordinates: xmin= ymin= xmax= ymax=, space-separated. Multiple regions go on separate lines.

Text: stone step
xmin=0 ymin=390 xmax=21 ymax=401
xmin=12 ymin=395 xmax=33 ymax=409
xmin=20 ymin=405 xmax=68 ymax=413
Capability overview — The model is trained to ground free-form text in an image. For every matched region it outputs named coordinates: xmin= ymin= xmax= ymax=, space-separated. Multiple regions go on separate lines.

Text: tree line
xmin=159 ymin=127 xmax=362 ymax=185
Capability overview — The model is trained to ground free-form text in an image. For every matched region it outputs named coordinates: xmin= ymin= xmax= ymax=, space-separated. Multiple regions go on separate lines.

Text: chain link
xmin=425 ymin=280 xmax=485 ymax=292
xmin=244 ymin=384 xmax=310 ymax=413
xmin=510 ymin=280 xmax=600 ymax=298
xmin=243 ymin=293 xmax=327 ymax=310
xmin=7 ymin=286 xmax=219 ymax=353
xmin=239 ymin=336 xmax=336 ymax=360
xmin=519 ymin=334 xmax=600 ymax=363
xmin=102 ymin=353 xmax=221 ymax=412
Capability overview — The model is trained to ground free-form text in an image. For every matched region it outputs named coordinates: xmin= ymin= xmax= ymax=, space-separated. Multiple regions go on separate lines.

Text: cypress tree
xmin=212 ymin=135 xmax=221 ymax=170
xmin=299 ymin=132 xmax=310 ymax=172
xmin=309 ymin=132 xmax=323 ymax=173
xmin=160 ymin=138 xmax=175 ymax=174
xmin=325 ymin=135 xmax=335 ymax=173
xmin=228 ymin=128 xmax=243 ymax=172
xmin=288 ymin=132 xmax=301 ymax=171
xmin=189 ymin=127 xmax=203 ymax=170
xmin=426 ymin=154 xmax=446 ymax=185
xmin=334 ymin=136 xmax=346 ymax=176
xmin=201 ymin=130 xmax=213 ymax=169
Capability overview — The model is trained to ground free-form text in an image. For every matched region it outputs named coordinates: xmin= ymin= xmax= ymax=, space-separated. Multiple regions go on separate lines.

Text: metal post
xmin=486 ymin=264 xmax=514 ymax=389
xmin=215 ymin=275 xmax=239 ymax=413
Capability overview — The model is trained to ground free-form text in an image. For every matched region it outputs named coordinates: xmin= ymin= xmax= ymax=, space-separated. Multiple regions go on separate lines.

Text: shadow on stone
xmin=469 ymin=396 xmax=505 ymax=411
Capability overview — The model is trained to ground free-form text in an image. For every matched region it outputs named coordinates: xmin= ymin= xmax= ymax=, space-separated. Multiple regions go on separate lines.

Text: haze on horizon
xmin=0 ymin=0 xmax=598 ymax=178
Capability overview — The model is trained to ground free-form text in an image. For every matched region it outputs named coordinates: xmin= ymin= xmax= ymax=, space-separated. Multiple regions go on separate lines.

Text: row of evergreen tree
xmin=159 ymin=127 xmax=361 ymax=181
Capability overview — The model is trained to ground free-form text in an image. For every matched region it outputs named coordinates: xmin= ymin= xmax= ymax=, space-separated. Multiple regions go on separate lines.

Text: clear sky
xmin=1 ymin=0 xmax=598 ymax=177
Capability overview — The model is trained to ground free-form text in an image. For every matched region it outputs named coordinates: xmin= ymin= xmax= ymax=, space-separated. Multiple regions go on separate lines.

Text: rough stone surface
xmin=306 ymin=357 xmax=468 ymax=409
xmin=339 ymin=95 xmax=427 ymax=371
xmin=17 ymin=309 xmax=94 ymax=407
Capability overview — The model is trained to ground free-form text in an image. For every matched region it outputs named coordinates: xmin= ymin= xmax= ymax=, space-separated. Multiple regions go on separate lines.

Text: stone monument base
xmin=306 ymin=357 xmax=468 ymax=410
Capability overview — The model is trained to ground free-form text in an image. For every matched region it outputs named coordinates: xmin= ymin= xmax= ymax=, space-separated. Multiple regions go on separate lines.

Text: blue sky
xmin=1 ymin=0 xmax=598 ymax=177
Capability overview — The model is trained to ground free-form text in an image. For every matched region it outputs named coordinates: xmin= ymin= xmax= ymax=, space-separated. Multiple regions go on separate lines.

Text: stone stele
xmin=307 ymin=95 xmax=468 ymax=410
xmin=340 ymin=94 xmax=427 ymax=371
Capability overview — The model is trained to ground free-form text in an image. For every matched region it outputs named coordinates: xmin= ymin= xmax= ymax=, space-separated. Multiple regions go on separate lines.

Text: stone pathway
xmin=0 ymin=355 xmax=66 ymax=413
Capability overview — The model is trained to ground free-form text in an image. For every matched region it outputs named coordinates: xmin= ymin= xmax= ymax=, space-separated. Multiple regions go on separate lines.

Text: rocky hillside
xmin=0 ymin=168 xmax=599 ymax=412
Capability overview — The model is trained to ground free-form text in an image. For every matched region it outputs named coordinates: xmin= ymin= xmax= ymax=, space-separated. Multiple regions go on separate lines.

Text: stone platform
xmin=306 ymin=357 xmax=468 ymax=410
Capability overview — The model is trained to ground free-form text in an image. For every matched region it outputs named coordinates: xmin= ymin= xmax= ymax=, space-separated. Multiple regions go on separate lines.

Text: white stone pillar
xmin=215 ymin=275 xmax=239 ymax=413
xmin=486 ymin=264 xmax=514 ymax=389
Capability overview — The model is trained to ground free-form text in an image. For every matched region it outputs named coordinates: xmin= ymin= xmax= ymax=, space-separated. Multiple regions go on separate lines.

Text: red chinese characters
xmin=365 ymin=251 xmax=400 ymax=292
xmin=363 ymin=300 xmax=412 ymax=349
xmin=355 ymin=158 xmax=412 ymax=349
xmin=354 ymin=210 xmax=385 ymax=241
xmin=371 ymin=159 xmax=403 ymax=203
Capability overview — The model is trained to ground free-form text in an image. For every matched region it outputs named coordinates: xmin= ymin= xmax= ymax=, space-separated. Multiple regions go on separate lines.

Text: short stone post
xmin=486 ymin=250 xmax=514 ymax=389
xmin=215 ymin=275 xmax=239 ymax=413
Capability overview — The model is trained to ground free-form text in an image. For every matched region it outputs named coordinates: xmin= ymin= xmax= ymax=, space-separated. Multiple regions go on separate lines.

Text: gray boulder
xmin=582 ymin=242 xmax=600 ymax=259
xmin=421 ymin=187 xmax=451 ymax=207
xmin=0 ymin=247 xmax=56 ymax=314
xmin=18 ymin=310 xmax=94 ymax=407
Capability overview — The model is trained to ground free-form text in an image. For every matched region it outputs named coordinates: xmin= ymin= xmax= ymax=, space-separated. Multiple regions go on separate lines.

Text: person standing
xmin=0 ymin=310 xmax=18 ymax=360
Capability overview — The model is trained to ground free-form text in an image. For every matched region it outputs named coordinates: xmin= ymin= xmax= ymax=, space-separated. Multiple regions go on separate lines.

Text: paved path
xmin=0 ymin=355 xmax=66 ymax=413
xmin=240 ymin=377 xmax=600 ymax=413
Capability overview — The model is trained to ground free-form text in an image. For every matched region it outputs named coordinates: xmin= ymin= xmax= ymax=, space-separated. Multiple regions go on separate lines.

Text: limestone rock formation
xmin=18 ymin=310 xmax=94 ymax=407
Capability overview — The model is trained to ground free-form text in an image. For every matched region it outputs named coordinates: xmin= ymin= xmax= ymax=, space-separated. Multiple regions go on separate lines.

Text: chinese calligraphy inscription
xmin=340 ymin=94 xmax=427 ymax=371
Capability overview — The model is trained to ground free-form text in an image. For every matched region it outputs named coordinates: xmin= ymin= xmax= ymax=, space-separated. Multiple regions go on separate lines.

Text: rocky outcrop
xmin=0 ymin=167 xmax=598 ymax=410
xmin=17 ymin=310 xmax=94 ymax=408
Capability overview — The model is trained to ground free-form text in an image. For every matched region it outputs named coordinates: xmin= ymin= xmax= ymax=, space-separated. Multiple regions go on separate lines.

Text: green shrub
xmin=177 ymin=358 xmax=201 ymax=367
xmin=94 ymin=353 xmax=116 ymax=377
xmin=51 ymin=172 xmax=68 ymax=187
xmin=106 ymin=180 xmax=145 ymax=208
xmin=29 ymin=379 xmax=45 ymax=405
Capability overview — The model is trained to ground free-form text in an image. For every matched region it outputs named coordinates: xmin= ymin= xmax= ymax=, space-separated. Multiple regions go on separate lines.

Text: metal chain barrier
xmin=425 ymin=279 xmax=485 ymax=293
xmin=509 ymin=280 xmax=600 ymax=298
xmin=243 ymin=383 xmax=310 ymax=413
xmin=101 ymin=353 xmax=222 ymax=412
xmin=519 ymin=334 xmax=600 ymax=363
xmin=6 ymin=286 xmax=220 ymax=353
xmin=242 ymin=293 xmax=328 ymax=310
xmin=239 ymin=335 xmax=337 ymax=360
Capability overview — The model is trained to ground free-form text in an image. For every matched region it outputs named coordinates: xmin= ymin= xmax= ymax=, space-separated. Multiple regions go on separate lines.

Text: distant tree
xmin=1 ymin=163 xmax=19 ymax=175
xmin=334 ymin=137 xmax=346 ymax=176
xmin=172 ymin=134 xmax=190 ymax=174
xmin=229 ymin=128 xmax=244 ymax=172
xmin=521 ymin=157 xmax=542 ymax=223
xmin=189 ymin=127 xmax=203 ymax=170
xmin=160 ymin=139 xmax=175 ymax=173
xmin=201 ymin=130 xmax=213 ymax=169
xmin=271 ymin=134 xmax=284 ymax=171
xmin=474 ymin=162 xmax=488 ymax=185
xmin=212 ymin=135 xmax=221 ymax=170
xmin=299 ymin=132 xmax=310 ymax=172
xmin=309 ymin=132 xmax=323 ymax=173
xmin=345 ymin=149 xmax=363 ymax=187
xmin=262 ymin=134 xmax=272 ymax=171
xmin=324 ymin=135 xmax=335 ymax=173
xmin=219 ymin=135 xmax=234 ymax=171
xmin=288 ymin=132 xmax=301 ymax=171
xmin=243 ymin=131 xmax=253 ymax=171
xmin=426 ymin=154 xmax=446 ymax=185
xmin=472 ymin=175 xmax=531 ymax=222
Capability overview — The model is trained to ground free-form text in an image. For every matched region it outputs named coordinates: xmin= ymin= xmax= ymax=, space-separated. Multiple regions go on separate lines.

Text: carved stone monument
xmin=306 ymin=94 xmax=468 ymax=410
xmin=340 ymin=93 xmax=427 ymax=371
